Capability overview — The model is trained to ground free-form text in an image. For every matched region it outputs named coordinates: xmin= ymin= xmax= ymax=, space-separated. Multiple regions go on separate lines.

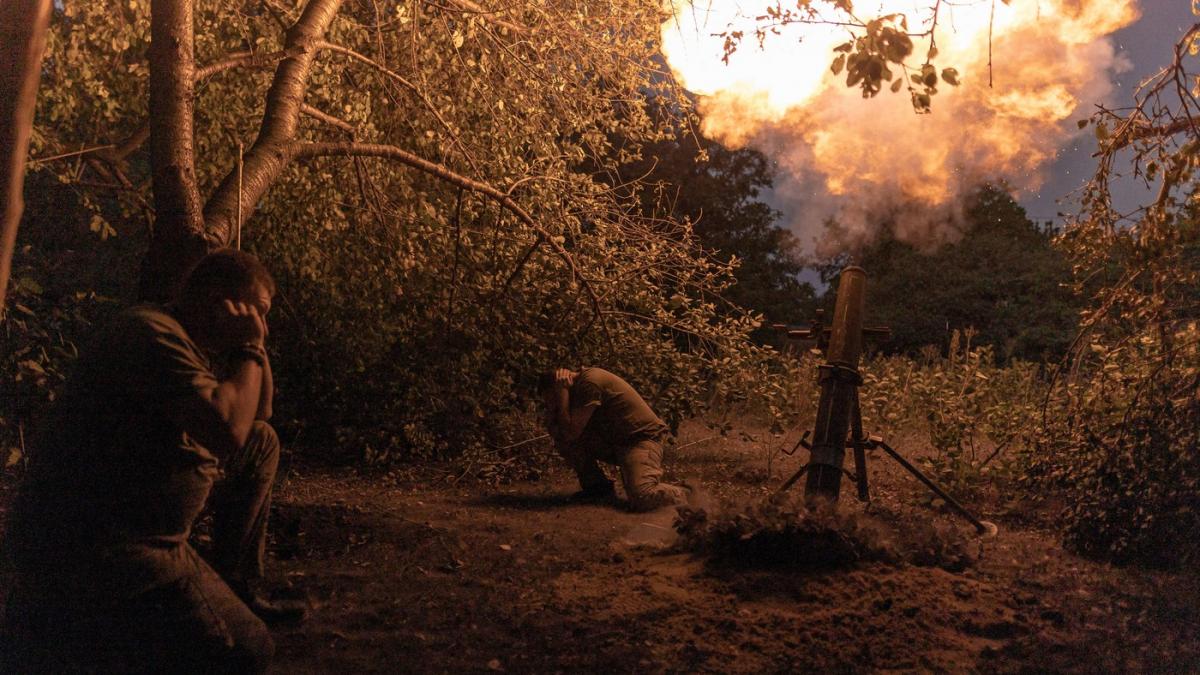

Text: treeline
xmin=821 ymin=186 xmax=1080 ymax=363
xmin=629 ymin=131 xmax=1080 ymax=363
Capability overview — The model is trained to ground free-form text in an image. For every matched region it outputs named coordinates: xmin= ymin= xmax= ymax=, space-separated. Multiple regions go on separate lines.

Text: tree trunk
xmin=202 ymin=0 xmax=345 ymax=246
xmin=0 ymin=0 xmax=51 ymax=318
xmin=140 ymin=0 xmax=210 ymax=303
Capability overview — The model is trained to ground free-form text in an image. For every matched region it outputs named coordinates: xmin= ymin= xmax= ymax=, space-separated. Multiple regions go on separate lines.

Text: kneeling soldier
xmin=539 ymin=367 xmax=688 ymax=511
xmin=2 ymin=249 xmax=301 ymax=674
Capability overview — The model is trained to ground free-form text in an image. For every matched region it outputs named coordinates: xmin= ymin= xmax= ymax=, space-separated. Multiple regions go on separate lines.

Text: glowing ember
xmin=662 ymin=0 xmax=1141 ymax=253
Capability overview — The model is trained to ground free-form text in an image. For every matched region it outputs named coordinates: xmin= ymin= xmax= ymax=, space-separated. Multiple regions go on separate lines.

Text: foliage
xmin=0 ymin=173 xmax=136 ymax=470
xmin=1034 ymin=325 xmax=1200 ymax=567
xmin=861 ymin=330 xmax=1042 ymax=497
xmin=14 ymin=1 xmax=786 ymax=462
xmin=821 ymin=185 xmax=1079 ymax=362
xmin=708 ymin=0 xmax=967 ymax=112
xmin=707 ymin=328 xmax=1043 ymax=496
xmin=1038 ymin=17 xmax=1200 ymax=567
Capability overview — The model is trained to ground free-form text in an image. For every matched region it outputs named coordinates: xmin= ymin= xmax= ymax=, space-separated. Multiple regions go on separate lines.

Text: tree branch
xmin=202 ymin=0 xmax=346 ymax=246
xmin=428 ymin=0 xmax=528 ymax=35
xmin=302 ymin=103 xmax=355 ymax=133
xmin=195 ymin=46 xmax=304 ymax=80
xmin=315 ymin=40 xmax=473 ymax=164
xmin=1110 ymin=117 xmax=1196 ymax=151
xmin=292 ymin=140 xmax=604 ymax=327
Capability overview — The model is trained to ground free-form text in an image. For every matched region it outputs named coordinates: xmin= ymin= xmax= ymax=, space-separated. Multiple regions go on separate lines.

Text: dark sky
xmin=1021 ymin=2 xmax=1198 ymax=223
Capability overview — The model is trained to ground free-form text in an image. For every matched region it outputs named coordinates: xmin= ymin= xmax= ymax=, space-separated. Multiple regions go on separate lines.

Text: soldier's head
xmin=177 ymin=249 xmax=276 ymax=350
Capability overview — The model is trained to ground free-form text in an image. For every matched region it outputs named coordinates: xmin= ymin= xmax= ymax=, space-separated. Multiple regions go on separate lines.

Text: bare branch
xmin=29 ymin=143 xmax=116 ymax=165
xmin=196 ymin=46 xmax=304 ymax=80
xmin=426 ymin=0 xmax=528 ymax=35
xmin=302 ymin=103 xmax=355 ymax=133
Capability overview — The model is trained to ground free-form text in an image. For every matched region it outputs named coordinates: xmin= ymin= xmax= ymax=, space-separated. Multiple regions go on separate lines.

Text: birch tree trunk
xmin=0 ymin=0 xmax=51 ymax=318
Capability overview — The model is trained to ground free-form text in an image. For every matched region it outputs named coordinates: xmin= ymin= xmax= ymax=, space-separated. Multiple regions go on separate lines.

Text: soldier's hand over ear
xmin=554 ymin=368 xmax=573 ymax=390
xmin=219 ymin=299 xmax=268 ymax=350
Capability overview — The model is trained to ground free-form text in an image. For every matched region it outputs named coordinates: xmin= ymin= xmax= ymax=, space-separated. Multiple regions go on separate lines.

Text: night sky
xmin=1023 ymin=2 xmax=1198 ymax=223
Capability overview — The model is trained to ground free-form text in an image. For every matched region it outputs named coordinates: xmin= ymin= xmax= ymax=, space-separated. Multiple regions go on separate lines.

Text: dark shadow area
xmin=268 ymin=502 xmax=436 ymax=561
xmin=475 ymin=491 xmax=627 ymax=512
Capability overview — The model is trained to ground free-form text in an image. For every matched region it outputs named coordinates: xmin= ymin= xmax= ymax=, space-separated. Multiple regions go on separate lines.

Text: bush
xmin=713 ymin=330 xmax=1044 ymax=495
xmin=861 ymin=330 xmax=1042 ymax=496
xmin=1 ymin=174 xmax=136 ymax=472
xmin=1034 ymin=325 xmax=1200 ymax=567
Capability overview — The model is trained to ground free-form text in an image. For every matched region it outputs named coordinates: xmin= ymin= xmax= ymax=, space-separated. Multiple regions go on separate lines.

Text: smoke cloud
xmin=662 ymin=1 xmax=1140 ymax=255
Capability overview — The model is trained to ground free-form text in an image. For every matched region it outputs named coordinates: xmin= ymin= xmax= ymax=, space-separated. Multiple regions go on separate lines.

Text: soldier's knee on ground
xmin=190 ymin=564 xmax=276 ymax=674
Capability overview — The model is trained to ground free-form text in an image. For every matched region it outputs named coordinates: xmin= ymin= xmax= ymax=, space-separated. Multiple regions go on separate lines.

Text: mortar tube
xmin=804 ymin=267 xmax=867 ymax=501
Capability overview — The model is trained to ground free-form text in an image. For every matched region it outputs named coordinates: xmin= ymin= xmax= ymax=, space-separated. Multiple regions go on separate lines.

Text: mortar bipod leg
xmin=873 ymin=439 xmax=997 ymax=537
xmin=850 ymin=393 xmax=870 ymax=503
xmin=775 ymin=463 xmax=809 ymax=495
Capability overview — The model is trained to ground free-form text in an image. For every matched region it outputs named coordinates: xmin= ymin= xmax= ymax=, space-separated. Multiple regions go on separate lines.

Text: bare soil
xmin=4 ymin=421 xmax=1199 ymax=673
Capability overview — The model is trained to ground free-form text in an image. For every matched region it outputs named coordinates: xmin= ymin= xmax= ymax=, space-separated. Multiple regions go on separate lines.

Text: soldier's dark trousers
xmin=558 ymin=433 xmax=688 ymax=511
xmin=1 ymin=422 xmax=281 ymax=674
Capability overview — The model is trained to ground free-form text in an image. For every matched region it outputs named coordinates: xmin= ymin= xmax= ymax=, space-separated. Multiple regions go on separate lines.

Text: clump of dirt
xmin=675 ymin=494 xmax=976 ymax=572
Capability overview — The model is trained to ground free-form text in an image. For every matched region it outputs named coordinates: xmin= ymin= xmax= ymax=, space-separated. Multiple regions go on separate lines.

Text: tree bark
xmin=140 ymin=0 xmax=210 ymax=302
xmin=202 ymin=0 xmax=345 ymax=246
xmin=0 ymin=0 xmax=51 ymax=318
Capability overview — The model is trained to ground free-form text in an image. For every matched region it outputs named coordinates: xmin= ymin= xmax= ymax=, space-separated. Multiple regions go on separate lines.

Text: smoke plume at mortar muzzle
xmin=662 ymin=0 xmax=1140 ymax=255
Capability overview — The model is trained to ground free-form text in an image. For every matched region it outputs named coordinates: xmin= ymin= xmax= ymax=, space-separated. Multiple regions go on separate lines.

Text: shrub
xmin=1034 ymin=325 xmax=1200 ymax=567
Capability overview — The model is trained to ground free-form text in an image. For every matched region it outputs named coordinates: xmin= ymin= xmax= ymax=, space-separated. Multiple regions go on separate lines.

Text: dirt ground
xmin=3 ymin=420 xmax=1200 ymax=673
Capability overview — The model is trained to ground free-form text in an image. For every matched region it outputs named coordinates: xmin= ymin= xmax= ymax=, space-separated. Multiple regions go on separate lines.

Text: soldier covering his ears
xmin=2 ymin=249 xmax=301 ymax=673
xmin=539 ymin=367 xmax=690 ymax=511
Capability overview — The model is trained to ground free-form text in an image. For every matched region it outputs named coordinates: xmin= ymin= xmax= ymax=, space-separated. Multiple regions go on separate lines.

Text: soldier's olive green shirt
xmin=570 ymin=367 xmax=667 ymax=451
xmin=7 ymin=305 xmax=222 ymax=586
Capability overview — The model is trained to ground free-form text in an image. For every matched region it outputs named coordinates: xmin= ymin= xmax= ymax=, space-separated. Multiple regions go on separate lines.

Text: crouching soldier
xmin=1 ymin=249 xmax=302 ymax=674
xmin=539 ymin=367 xmax=689 ymax=511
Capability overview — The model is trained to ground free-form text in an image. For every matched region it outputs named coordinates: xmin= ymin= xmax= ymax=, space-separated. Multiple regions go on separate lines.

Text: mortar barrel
xmin=804 ymin=266 xmax=868 ymax=501
xmin=826 ymin=266 xmax=866 ymax=367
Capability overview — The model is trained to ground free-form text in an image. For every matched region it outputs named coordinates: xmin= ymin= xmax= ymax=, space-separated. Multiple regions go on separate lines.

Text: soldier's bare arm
xmin=552 ymin=372 xmax=597 ymax=443
xmin=167 ymin=300 xmax=267 ymax=456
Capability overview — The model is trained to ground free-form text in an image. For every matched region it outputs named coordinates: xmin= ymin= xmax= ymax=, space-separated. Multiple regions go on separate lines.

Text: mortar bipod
xmin=776 ymin=383 xmax=999 ymax=538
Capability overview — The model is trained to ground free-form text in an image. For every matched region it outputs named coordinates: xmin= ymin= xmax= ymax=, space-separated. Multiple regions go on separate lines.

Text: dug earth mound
xmin=674 ymin=495 xmax=979 ymax=573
